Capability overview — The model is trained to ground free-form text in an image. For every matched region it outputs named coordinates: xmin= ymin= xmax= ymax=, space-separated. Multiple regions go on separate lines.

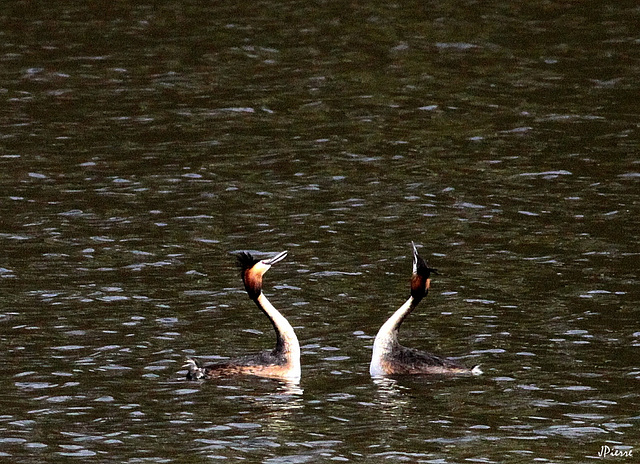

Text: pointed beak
xmin=262 ymin=250 xmax=288 ymax=266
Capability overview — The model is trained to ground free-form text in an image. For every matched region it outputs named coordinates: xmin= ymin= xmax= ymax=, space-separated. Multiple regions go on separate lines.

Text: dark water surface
xmin=1 ymin=1 xmax=639 ymax=462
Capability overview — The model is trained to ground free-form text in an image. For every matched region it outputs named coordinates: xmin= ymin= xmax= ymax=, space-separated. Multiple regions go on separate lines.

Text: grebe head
xmin=410 ymin=242 xmax=438 ymax=301
xmin=238 ymin=250 xmax=288 ymax=299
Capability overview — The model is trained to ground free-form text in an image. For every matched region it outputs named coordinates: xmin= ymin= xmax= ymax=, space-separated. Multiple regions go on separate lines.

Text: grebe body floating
xmin=370 ymin=243 xmax=482 ymax=377
xmin=185 ymin=250 xmax=301 ymax=381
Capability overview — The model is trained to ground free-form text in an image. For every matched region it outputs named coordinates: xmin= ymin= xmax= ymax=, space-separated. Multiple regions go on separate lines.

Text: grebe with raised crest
xmin=185 ymin=250 xmax=301 ymax=381
xmin=370 ymin=243 xmax=482 ymax=377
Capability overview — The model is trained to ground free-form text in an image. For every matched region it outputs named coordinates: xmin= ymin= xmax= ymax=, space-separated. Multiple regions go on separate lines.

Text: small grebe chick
xmin=370 ymin=243 xmax=481 ymax=377
xmin=185 ymin=250 xmax=301 ymax=381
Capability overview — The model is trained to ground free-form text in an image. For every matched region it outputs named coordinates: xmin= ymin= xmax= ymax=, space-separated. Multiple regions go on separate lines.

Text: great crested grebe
xmin=185 ymin=250 xmax=301 ymax=381
xmin=369 ymin=243 xmax=482 ymax=377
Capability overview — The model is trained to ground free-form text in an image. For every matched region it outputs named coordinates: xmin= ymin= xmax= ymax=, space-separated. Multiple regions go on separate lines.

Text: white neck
xmin=256 ymin=293 xmax=301 ymax=379
xmin=370 ymin=296 xmax=416 ymax=376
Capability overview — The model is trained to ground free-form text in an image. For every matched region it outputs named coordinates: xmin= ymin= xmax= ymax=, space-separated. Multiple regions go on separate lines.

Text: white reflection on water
xmin=371 ymin=377 xmax=411 ymax=411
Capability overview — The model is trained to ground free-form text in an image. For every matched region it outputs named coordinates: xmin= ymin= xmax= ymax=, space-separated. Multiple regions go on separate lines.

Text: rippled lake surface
xmin=1 ymin=1 xmax=639 ymax=462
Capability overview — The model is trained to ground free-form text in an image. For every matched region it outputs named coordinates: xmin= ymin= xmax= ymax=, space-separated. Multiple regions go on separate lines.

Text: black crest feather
xmin=237 ymin=252 xmax=260 ymax=274
xmin=411 ymin=242 xmax=438 ymax=278
xmin=416 ymin=255 xmax=438 ymax=278
xmin=237 ymin=252 xmax=263 ymax=299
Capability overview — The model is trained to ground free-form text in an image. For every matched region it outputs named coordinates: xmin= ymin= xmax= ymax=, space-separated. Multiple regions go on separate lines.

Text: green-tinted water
xmin=1 ymin=1 xmax=638 ymax=462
